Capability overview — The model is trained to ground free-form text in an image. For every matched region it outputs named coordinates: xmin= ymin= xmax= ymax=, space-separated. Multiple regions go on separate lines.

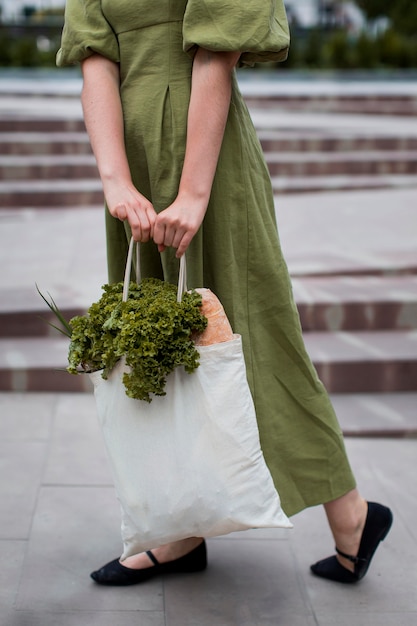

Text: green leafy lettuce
xmin=65 ymin=278 xmax=207 ymax=402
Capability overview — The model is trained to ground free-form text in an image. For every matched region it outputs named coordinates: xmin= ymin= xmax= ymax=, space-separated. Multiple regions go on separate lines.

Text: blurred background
xmin=1 ymin=3 xmax=417 ymax=624
xmin=0 ymin=0 xmax=417 ymax=72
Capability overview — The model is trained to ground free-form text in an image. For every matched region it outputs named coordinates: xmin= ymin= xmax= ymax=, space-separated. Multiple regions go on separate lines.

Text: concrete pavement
xmin=1 ymin=72 xmax=417 ymax=625
xmin=1 ymin=390 xmax=415 ymax=626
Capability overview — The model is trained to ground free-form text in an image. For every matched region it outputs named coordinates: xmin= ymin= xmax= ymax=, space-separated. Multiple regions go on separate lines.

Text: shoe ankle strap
xmin=335 ymin=546 xmax=366 ymax=565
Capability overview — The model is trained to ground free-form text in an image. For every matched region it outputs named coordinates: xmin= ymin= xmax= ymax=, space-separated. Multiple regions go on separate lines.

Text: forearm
xmin=153 ymin=48 xmax=240 ymax=256
xmin=178 ymin=48 xmax=241 ymax=205
xmin=80 ymin=55 xmax=131 ymax=186
xmin=80 ymin=54 xmax=156 ymax=242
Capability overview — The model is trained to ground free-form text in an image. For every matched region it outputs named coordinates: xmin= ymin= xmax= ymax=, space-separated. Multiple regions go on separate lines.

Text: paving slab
xmin=0 ymin=540 xmax=26 ymax=624
xmin=163 ymin=537 xmax=311 ymax=626
xmin=275 ymin=187 xmax=417 ymax=277
xmin=330 ymin=392 xmax=417 ymax=436
xmin=42 ymin=393 xmax=112 ymax=486
xmin=0 ymin=440 xmax=47 ymax=540
xmin=15 ymin=485 xmax=163 ymax=614
xmin=0 ymin=391 xmax=415 ymax=626
xmin=3 ymin=612 xmax=165 ymax=626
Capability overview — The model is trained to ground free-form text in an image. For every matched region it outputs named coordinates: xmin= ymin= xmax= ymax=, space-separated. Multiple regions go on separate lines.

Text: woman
xmin=57 ymin=0 xmax=392 ymax=586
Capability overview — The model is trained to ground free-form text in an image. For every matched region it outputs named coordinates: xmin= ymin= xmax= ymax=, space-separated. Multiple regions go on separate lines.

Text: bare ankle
xmin=324 ymin=493 xmax=368 ymax=568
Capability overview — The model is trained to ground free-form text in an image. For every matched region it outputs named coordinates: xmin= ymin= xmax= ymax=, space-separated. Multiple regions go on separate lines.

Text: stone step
xmin=0 ymin=307 xmax=85 ymax=338
xmin=4 ymin=173 xmax=416 ymax=207
xmin=243 ymin=93 xmax=417 ymax=116
xmin=2 ymin=151 xmax=417 ymax=182
xmin=2 ymin=100 xmax=415 ymax=138
xmin=4 ymin=77 xmax=417 ymax=116
xmin=256 ymin=129 xmax=417 ymax=153
xmin=0 ymin=330 xmax=416 ymax=393
xmin=0 ymin=118 xmax=86 ymax=133
xmin=0 ymin=131 xmax=92 ymax=155
xmin=0 ymin=337 xmax=90 ymax=393
xmin=0 ymin=154 xmax=98 ymax=181
xmin=303 ymin=329 xmax=417 ymax=393
xmin=293 ymin=275 xmax=417 ymax=331
xmin=2 ymin=275 xmax=416 ymax=338
xmin=0 ymin=179 xmax=103 ymax=207
xmin=271 ymin=173 xmax=417 ymax=194
xmin=266 ymin=150 xmax=417 ymax=177
xmin=0 ymin=266 xmax=104 ymax=339
xmin=3 ymin=129 xmax=417 ymax=156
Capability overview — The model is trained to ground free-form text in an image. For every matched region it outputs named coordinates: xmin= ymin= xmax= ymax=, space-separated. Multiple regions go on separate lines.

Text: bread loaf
xmin=193 ymin=288 xmax=234 ymax=346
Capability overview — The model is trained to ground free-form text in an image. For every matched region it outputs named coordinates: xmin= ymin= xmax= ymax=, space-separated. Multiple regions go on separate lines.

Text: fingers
xmin=153 ymin=218 xmax=196 ymax=258
xmin=112 ymin=202 xmax=128 ymax=222
xmin=110 ymin=199 xmax=156 ymax=243
xmin=153 ymin=220 xmax=184 ymax=251
xmin=175 ymin=231 xmax=194 ymax=258
xmin=110 ymin=195 xmax=204 ymax=256
xmin=128 ymin=206 xmax=155 ymax=243
xmin=154 ymin=202 xmax=206 ymax=257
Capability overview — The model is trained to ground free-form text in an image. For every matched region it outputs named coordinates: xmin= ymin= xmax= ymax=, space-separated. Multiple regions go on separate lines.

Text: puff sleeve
xmin=56 ymin=0 xmax=119 ymax=66
xmin=183 ymin=0 xmax=290 ymax=67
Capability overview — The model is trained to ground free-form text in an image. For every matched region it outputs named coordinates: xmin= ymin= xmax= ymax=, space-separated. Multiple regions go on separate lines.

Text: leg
xmin=324 ymin=489 xmax=367 ymax=572
xmin=311 ymin=489 xmax=393 ymax=583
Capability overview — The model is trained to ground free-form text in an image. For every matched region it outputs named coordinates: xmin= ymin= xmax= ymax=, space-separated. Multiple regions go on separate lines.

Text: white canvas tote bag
xmin=90 ymin=239 xmax=292 ymax=558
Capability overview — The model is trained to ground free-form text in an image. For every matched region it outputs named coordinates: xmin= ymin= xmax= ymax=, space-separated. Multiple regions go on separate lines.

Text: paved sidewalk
xmin=1 ymin=187 xmax=416 ymax=625
xmin=1 ymin=75 xmax=417 ymax=625
xmin=0 ymin=391 xmax=415 ymax=626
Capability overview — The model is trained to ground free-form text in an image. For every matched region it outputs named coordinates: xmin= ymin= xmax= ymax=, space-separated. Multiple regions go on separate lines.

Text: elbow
xmin=81 ymin=54 xmax=120 ymax=87
xmin=195 ymin=47 xmax=241 ymax=73
xmin=80 ymin=54 xmax=120 ymax=106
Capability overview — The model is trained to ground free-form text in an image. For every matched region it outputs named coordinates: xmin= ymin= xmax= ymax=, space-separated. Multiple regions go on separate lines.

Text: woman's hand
xmin=155 ymin=47 xmax=240 ymax=256
xmin=153 ymin=193 xmax=207 ymax=257
xmin=104 ymin=179 xmax=157 ymax=243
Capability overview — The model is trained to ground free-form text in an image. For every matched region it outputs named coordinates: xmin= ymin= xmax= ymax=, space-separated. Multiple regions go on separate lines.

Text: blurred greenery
xmin=0 ymin=3 xmax=416 ymax=70
xmin=280 ymin=24 xmax=417 ymax=71
xmin=357 ymin=0 xmax=417 ymax=37
xmin=0 ymin=28 xmax=63 ymax=67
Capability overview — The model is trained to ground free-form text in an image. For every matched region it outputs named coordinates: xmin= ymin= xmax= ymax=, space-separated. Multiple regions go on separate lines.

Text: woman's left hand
xmin=153 ymin=194 xmax=207 ymax=257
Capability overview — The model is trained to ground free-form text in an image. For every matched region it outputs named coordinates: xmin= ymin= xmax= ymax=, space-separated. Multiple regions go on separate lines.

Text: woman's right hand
xmin=104 ymin=179 xmax=158 ymax=243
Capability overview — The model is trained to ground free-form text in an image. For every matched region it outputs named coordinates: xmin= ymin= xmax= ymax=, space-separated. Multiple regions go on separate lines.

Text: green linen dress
xmin=57 ymin=0 xmax=356 ymax=517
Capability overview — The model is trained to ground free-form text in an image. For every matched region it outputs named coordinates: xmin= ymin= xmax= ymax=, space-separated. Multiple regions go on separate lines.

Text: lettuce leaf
xmin=67 ymin=278 xmax=207 ymax=402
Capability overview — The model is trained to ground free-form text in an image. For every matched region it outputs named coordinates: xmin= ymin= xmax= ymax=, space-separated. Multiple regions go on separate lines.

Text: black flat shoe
xmin=310 ymin=502 xmax=393 ymax=583
xmin=90 ymin=540 xmax=207 ymax=586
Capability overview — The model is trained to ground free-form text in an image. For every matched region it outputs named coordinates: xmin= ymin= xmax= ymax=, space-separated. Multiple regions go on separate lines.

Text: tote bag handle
xmin=123 ymin=237 xmax=187 ymax=303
